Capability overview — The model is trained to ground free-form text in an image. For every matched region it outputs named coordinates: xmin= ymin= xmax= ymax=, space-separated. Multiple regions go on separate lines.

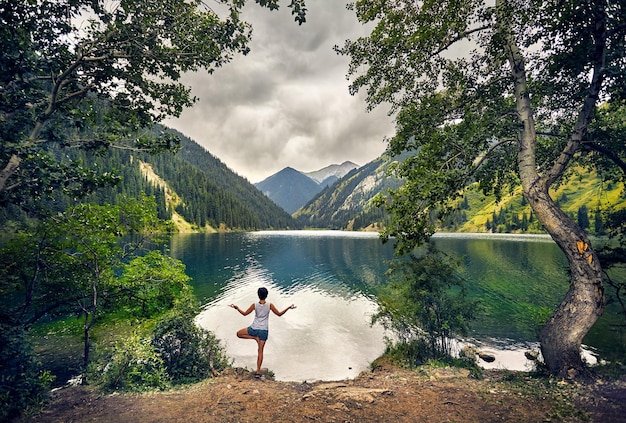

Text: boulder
xmin=478 ymin=351 xmax=496 ymax=363
xmin=460 ymin=345 xmax=478 ymax=361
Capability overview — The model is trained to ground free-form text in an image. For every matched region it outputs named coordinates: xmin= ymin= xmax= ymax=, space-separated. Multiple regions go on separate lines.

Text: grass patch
xmin=380 ymin=340 xmax=484 ymax=379
xmin=591 ymin=361 xmax=626 ymax=381
xmin=498 ymin=371 xmax=591 ymax=421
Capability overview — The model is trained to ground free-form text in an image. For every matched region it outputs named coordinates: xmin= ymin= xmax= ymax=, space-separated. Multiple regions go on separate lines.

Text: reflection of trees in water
xmin=433 ymin=236 xmax=569 ymax=341
xmin=172 ymin=233 xmax=624 ymax=360
xmin=244 ymin=234 xmax=394 ymax=297
xmin=373 ymin=245 xmax=477 ymax=363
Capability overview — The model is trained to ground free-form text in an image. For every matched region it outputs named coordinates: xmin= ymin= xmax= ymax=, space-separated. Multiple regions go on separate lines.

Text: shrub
xmin=151 ymin=315 xmax=230 ymax=384
xmin=89 ymin=334 xmax=170 ymax=393
xmin=374 ymin=245 xmax=479 ymax=364
xmin=0 ymin=320 xmax=54 ymax=420
xmin=114 ymin=251 xmax=194 ymax=318
xmin=383 ymin=339 xmax=483 ymax=378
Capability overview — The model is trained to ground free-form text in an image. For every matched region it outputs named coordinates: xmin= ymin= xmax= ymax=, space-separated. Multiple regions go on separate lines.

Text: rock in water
xmin=478 ymin=351 xmax=496 ymax=363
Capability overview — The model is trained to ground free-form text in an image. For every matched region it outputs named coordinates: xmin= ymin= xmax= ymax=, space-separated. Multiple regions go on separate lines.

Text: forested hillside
xmin=296 ymin=153 xmax=626 ymax=236
xmin=7 ymin=125 xmax=620 ymax=235
xmin=444 ymin=172 xmax=626 ymax=235
xmin=147 ymin=130 xmax=298 ymax=230
xmin=1 ymin=128 xmax=299 ymax=231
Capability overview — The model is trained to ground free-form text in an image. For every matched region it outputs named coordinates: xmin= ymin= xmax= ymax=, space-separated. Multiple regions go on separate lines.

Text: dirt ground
xmin=18 ymin=359 xmax=626 ymax=423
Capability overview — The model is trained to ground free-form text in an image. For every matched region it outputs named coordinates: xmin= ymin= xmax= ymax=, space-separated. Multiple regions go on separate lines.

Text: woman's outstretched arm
xmin=270 ymin=303 xmax=296 ymax=316
xmin=230 ymin=303 xmax=255 ymax=316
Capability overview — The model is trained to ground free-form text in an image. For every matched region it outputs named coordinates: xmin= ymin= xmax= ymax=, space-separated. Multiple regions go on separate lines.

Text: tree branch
xmin=57 ymin=86 xmax=93 ymax=106
xmin=433 ymin=25 xmax=491 ymax=57
xmin=582 ymin=141 xmax=626 ymax=175
xmin=0 ymin=155 xmax=22 ymax=193
xmin=470 ymin=138 xmax=517 ymax=176
xmin=23 ymin=296 xmax=84 ymax=329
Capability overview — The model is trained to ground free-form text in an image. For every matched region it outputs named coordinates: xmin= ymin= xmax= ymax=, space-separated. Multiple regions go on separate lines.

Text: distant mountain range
xmin=129 ymin=133 xmax=626 ymax=234
xmin=27 ymin=125 xmax=622 ymax=236
xmin=304 ymin=161 xmax=360 ymax=186
xmin=254 ymin=161 xmax=359 ymax=214
xmin=295 ymin=156 xmax=404 ymax=230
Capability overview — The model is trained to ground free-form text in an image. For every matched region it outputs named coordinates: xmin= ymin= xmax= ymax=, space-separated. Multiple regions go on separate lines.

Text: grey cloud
xmin=164 ymin=0 xmax=394 ymax=183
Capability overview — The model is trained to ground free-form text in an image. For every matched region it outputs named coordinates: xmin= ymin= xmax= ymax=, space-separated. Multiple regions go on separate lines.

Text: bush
xmin=114 ymin=251 xmax=194 ymax=318
xmin=151 ymin=315 xmax=230 ymax=385
xmin=383 ymin=338 xmax=433 ymax=367
xmin=89 ymin=334 xmax=170 ymax=393
xmin=374 ymin=245 xmax=479 ymax=362
xmin=383 ymin=339 xmax=483 ymax=378
xmin=0 ymin=320 xmax=54 ymax=420
xmin=87 ymin=312 xmax=231 ymax=392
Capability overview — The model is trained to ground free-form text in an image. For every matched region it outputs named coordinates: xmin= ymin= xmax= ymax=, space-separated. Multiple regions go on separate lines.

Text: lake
xmin=168 ymin=231 xmax=625 ymax=381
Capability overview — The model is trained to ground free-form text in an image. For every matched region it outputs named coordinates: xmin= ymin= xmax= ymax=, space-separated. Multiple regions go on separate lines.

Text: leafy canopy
xmin=338 ymin=0 xmax=626 ymax=253
xmin=114 ymin=251 xmax=194 ymax=318
xmin=0 ymin=194 xmax=169 ymax=329
xmin=0 ymin=0 xmax=307 ymax=205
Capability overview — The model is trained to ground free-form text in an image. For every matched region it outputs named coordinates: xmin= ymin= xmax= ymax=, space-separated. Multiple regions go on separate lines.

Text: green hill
xmin=295 ymin=152 xmax=625 ymax=236
xmin=2 ymin=128 xmax=299 ymax=232
xmin=451 ymin=172 xmax=626 ymax=235
xmin=146 ymin=129 xmax=299 ymax=231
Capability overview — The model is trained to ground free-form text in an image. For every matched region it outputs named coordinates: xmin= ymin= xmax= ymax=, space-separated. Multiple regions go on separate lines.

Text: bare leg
xmin=236 ymin=328 xmax=264 ymax=375
xmin=256 ymin=340 xmax=266 ymax=375
xmin=236 ymin=327 xmax=259 ymax=342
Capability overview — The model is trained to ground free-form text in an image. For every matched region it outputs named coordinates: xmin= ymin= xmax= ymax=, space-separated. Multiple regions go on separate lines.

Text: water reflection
xmin=169 ymin=231 xmax=625 ymax=381
xmin=170 ymin=231 xmax=393 ymax=303
xmin=196 ymin=280 xmax=387 ymax=382
xmin=179 ymin=231 xmax=392 ymax=381
xmin=432 ymin=233 xmax=570 ymax=341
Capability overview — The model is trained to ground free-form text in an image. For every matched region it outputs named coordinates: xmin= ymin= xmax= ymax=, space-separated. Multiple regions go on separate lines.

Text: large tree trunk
xmin=525 ymin=182 xmax=605 ymax=378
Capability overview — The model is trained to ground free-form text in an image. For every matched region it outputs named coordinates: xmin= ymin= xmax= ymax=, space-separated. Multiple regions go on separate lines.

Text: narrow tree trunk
xmin=83 ymin=311 xmax=90 ymax=368
xmin=0 ymin=154 xmax=21 ymax=193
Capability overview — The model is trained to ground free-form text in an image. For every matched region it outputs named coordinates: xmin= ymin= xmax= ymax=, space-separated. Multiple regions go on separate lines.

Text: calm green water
xmin=168 ymin=231 xmax=625 ymax=381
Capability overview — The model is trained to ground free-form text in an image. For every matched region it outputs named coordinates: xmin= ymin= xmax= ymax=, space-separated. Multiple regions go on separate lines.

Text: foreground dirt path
xmin=22 ymin=361 xmax=626 ymax=423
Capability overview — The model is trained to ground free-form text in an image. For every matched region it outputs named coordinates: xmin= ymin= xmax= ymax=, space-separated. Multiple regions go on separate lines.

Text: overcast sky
xmin=163 ymin=0 xmax=395 ymax=183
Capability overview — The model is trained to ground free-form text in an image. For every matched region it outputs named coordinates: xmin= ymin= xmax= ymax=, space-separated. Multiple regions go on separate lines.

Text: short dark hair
xmin=257 ymin=287 xmax=268 ymax=300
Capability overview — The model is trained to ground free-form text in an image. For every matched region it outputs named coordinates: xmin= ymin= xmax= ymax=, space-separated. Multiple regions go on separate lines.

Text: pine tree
xmin=577 ymin=205 xmax=590 ymax=230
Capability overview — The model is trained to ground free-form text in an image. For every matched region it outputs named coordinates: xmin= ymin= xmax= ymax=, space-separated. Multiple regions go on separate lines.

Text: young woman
xmin=229 ymin=287 xmax=296 ymax=378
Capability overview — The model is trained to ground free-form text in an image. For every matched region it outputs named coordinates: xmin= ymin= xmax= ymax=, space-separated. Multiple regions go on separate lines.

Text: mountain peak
xmin=253 ymin=162 xmax=361 ymax=215
xmin=304 ymin=161 xmax=359 ymax=184
xmin=254 ymin=167 xmax=321 ymax=214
